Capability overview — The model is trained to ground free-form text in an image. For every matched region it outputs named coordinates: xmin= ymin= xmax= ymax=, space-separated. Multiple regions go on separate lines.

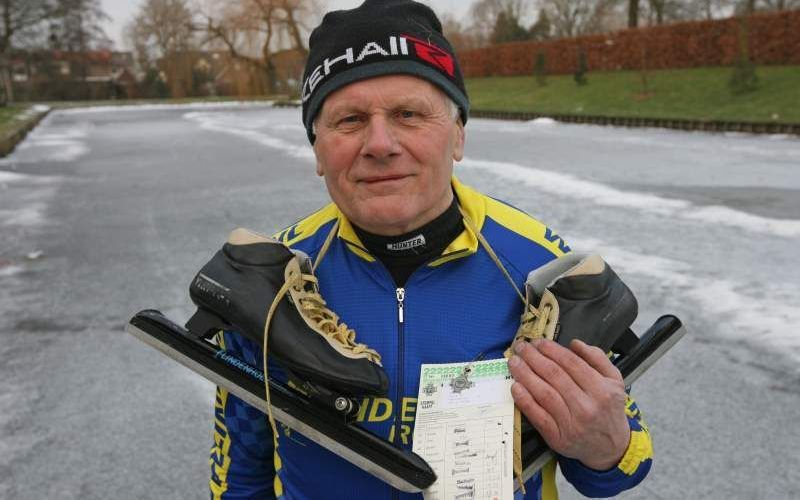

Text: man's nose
xmin=361 ymin=116 xmax=401 ymax=160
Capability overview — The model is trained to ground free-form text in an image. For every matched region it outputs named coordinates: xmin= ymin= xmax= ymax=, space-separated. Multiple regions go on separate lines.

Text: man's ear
xmin=313 ymin=139 xmax=324 ymax=176
xmin=452 ymin=120 xmax=465 ymax=162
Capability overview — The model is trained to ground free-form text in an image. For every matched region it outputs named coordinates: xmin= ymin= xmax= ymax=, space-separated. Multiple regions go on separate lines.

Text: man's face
xmin=313 ymin=75 xmax=465 ymax=236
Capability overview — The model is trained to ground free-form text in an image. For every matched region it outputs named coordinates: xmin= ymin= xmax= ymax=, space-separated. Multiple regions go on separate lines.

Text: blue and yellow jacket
xmin=209 ymin=178 xmax=652 ymax=499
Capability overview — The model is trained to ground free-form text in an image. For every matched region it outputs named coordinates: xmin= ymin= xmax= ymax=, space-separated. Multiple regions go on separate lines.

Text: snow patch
xmin=529 ymin=117 xmax=558 ymax=126
xmin=459 ymin=157 xmax=800 ymax=238
xmin=0 ymin=171 xmax=29 ymax=183
xmin=0 ymin=204 xmax=46 ymax=226
xmin=8 ymin=121 xmax=91 ymax=163
xmin=0 ymin=264 xmax=23 ymax=277
xmin=570 ymin=236 xmax=800 ymax=364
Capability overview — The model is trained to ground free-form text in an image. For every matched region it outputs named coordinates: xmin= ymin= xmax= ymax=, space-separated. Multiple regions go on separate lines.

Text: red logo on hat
xmin=402 ymin=34 xmax=454 ymax=77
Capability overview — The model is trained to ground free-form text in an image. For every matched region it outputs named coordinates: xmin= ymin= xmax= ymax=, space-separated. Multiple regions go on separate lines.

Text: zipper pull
xmin=396 ymin=288 xmax=405 ymax=324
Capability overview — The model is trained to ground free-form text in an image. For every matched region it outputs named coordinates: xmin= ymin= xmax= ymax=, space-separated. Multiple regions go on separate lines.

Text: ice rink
xmin=1 ymin=103 xmax=798 ymax=498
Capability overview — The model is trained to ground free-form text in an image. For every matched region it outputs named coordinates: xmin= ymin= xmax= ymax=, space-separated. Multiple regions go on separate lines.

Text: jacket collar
xmin=334 ymin=176 xmax=485 ymax=265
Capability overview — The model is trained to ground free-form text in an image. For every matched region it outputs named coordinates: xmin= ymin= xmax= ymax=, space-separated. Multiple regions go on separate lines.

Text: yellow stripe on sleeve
xmin=617 ymin=429 xmax=654 ymax=476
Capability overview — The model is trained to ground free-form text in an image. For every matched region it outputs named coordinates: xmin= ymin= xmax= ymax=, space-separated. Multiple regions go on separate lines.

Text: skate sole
xmin=126 ymin=309 xmax=436 ymax=493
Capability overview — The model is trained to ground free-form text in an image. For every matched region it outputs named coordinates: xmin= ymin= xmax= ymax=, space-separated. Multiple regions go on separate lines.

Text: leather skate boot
xmin=509 ymin=253 xmax=639 ymax=354
xmin=186 ymin=228 xmax=389 ymax=398
xmin=506 ymin=253 xmax=638 ymax=492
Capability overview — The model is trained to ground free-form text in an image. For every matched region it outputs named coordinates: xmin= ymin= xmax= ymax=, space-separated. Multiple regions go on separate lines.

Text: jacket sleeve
xmin=209 ymin=330 xmax=276 ymax=500
xmin=558 ymin=395 xmax=653 ymax=498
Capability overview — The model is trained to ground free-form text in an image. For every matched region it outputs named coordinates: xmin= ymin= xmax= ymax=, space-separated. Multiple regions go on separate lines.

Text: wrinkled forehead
xmin=316 ymin=74 xmax=449 ymax=117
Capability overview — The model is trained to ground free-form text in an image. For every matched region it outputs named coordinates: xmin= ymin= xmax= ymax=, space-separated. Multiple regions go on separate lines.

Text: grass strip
xmin=466 ymin=65 xmax=800 ymax=124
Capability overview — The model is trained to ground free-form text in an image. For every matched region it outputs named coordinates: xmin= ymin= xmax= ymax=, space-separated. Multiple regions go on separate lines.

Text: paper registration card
xmin=412 ymin=359 xmax=514 ymax=500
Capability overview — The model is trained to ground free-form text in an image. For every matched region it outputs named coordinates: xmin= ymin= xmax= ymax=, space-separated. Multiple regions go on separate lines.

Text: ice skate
xmin=508 ymin=253 xmax=639 ymax=355
xmin=507 ymin=253 xmax=686 ymax=490
xmin=125 ymin=248 xmax=684 ymax=493
xmin=186 ymin=228 xmax=389 ymax=398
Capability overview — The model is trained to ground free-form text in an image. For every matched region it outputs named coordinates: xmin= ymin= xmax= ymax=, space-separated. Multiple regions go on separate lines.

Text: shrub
xmin=533 ymin=51 xmax=547 ymax=86
xmin=574 ymin=49 xmax=588 ymax=85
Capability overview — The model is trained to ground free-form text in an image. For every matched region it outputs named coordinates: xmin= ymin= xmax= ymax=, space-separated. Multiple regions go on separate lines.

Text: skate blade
xmin=126 ymin=309 xmax=436 ymax=493
xmin=519 ymin=314 xmax=686 ymax=485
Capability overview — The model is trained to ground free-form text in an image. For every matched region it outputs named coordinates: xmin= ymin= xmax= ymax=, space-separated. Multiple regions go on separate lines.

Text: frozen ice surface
xmin=1 ymin=106 xmax=798 ymax=500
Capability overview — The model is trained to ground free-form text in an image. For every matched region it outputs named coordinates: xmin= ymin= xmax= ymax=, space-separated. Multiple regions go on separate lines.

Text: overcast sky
xmin=100 ymin=0 xmax=476 ymax=50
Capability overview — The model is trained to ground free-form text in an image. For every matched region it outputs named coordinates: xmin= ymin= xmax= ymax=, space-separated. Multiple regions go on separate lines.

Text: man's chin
xmin=351 ymin=206 xmax=419 ymax=235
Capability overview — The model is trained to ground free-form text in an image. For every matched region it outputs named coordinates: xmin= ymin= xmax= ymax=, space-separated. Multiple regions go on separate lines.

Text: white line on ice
xmin=183 ymin=111 xmax=315 ymax=160
xmin=458 ymin=157 xmax=800 ymax=238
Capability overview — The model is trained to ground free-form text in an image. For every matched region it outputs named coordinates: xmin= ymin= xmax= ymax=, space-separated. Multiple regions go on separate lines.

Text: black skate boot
xmin=510 ymin=253 xmax=639 ymax=353
xmin=506 ymin=253 xmax=639 ymax=492
xmin=186 ymin=228 xmax=389 ymax=399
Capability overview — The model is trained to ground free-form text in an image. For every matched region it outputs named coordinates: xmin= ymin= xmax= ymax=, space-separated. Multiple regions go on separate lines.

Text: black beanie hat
xmin=301 ymin=0 xmax=469 ymax=143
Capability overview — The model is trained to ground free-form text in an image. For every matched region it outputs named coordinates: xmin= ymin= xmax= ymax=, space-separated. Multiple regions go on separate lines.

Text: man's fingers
xmin=510 ymin=382 xmax=559 ymax=444
xmin=514 ymin=341 xmax=587 ymax=403
xmin=528 ymin=339 xmax=606 ymax=394
xmin=569 ymin=339 xmax=623 ymax=381
xmin=508 ymin=351 xmax=570 ymax=422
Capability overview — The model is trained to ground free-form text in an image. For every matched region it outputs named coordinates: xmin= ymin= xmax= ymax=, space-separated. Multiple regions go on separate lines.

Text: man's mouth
xmin=360 ymin=174 xmax=409 ymax=184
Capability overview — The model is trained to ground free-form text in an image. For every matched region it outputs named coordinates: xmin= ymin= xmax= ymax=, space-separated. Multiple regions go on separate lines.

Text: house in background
xmin=10 ymin=50 xmax=138 ymax=100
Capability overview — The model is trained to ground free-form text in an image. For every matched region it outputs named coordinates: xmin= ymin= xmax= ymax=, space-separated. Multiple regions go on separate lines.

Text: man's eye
xmin=398 ymin=110 xmax=416 ymax=119
xmin=339 ymin=115 xmax=360 ymax=124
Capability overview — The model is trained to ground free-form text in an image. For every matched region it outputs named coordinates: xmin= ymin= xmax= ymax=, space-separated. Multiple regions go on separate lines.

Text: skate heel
xmin=287 ymin=374 xmax=361 ymax=420
xmin=186 ymin=307 xmax=230 ymax=339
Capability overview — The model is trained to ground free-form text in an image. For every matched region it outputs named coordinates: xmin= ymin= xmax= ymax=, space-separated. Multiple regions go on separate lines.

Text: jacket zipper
xmin=393 ymin=287 xmax=405 ymax=444
xmin=392 ymin=287 xmax=405 ymax=500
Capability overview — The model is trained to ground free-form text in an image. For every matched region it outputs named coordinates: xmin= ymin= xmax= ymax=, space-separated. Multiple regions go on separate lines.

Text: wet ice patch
xmin=183 ymin=111 xmax=314 ymax=161
xmin=459 ymin=157 xmax=800 ymax=238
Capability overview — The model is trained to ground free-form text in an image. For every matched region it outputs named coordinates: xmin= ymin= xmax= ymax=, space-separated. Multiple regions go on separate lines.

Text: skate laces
xmin=283 ymin=265 xmax=383 ymax=364
xmin=515 ymin=302 xmax=554 ymax=343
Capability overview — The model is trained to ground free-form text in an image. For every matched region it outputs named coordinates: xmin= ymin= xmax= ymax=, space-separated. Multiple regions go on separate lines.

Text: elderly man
xmin=208 ymin=1 xmax=652 ymax=498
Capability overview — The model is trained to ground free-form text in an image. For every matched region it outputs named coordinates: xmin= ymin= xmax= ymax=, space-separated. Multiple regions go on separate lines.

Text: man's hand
xmin=508 ymin=338 xmax=631 ymax=471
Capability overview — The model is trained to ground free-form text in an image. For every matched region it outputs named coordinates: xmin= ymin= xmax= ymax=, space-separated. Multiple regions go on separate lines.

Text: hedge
xmin=459 ymin=10 xmax=800 ymax=77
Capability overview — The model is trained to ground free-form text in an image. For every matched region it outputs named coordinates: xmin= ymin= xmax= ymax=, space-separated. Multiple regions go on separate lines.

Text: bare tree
xmin=50 ymin=0 xmax=110 ymax=51
xmin=760 ymin=0 xmax=800 ymax=9
xmin=540 ymin=0 xmax=621 ymax=38
xmin=469 ymin=0 xmax=531 ymax=46
xmin=127 ymin=0 xmax=195 ymax=96
xmin=440 ymin=14 xmax=482 ymax=53
xmin=629 ymin=0 xmax=641 ymax=27
xmin=198 ymin=0 xmax=314 ymax=95
xmin=127 ymin=0 xmax=193 ymax=67
xmin=637 ymin=0 xmax=733 ymax=25
xmin=0 ymin=0 xmax=53 ymax=102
